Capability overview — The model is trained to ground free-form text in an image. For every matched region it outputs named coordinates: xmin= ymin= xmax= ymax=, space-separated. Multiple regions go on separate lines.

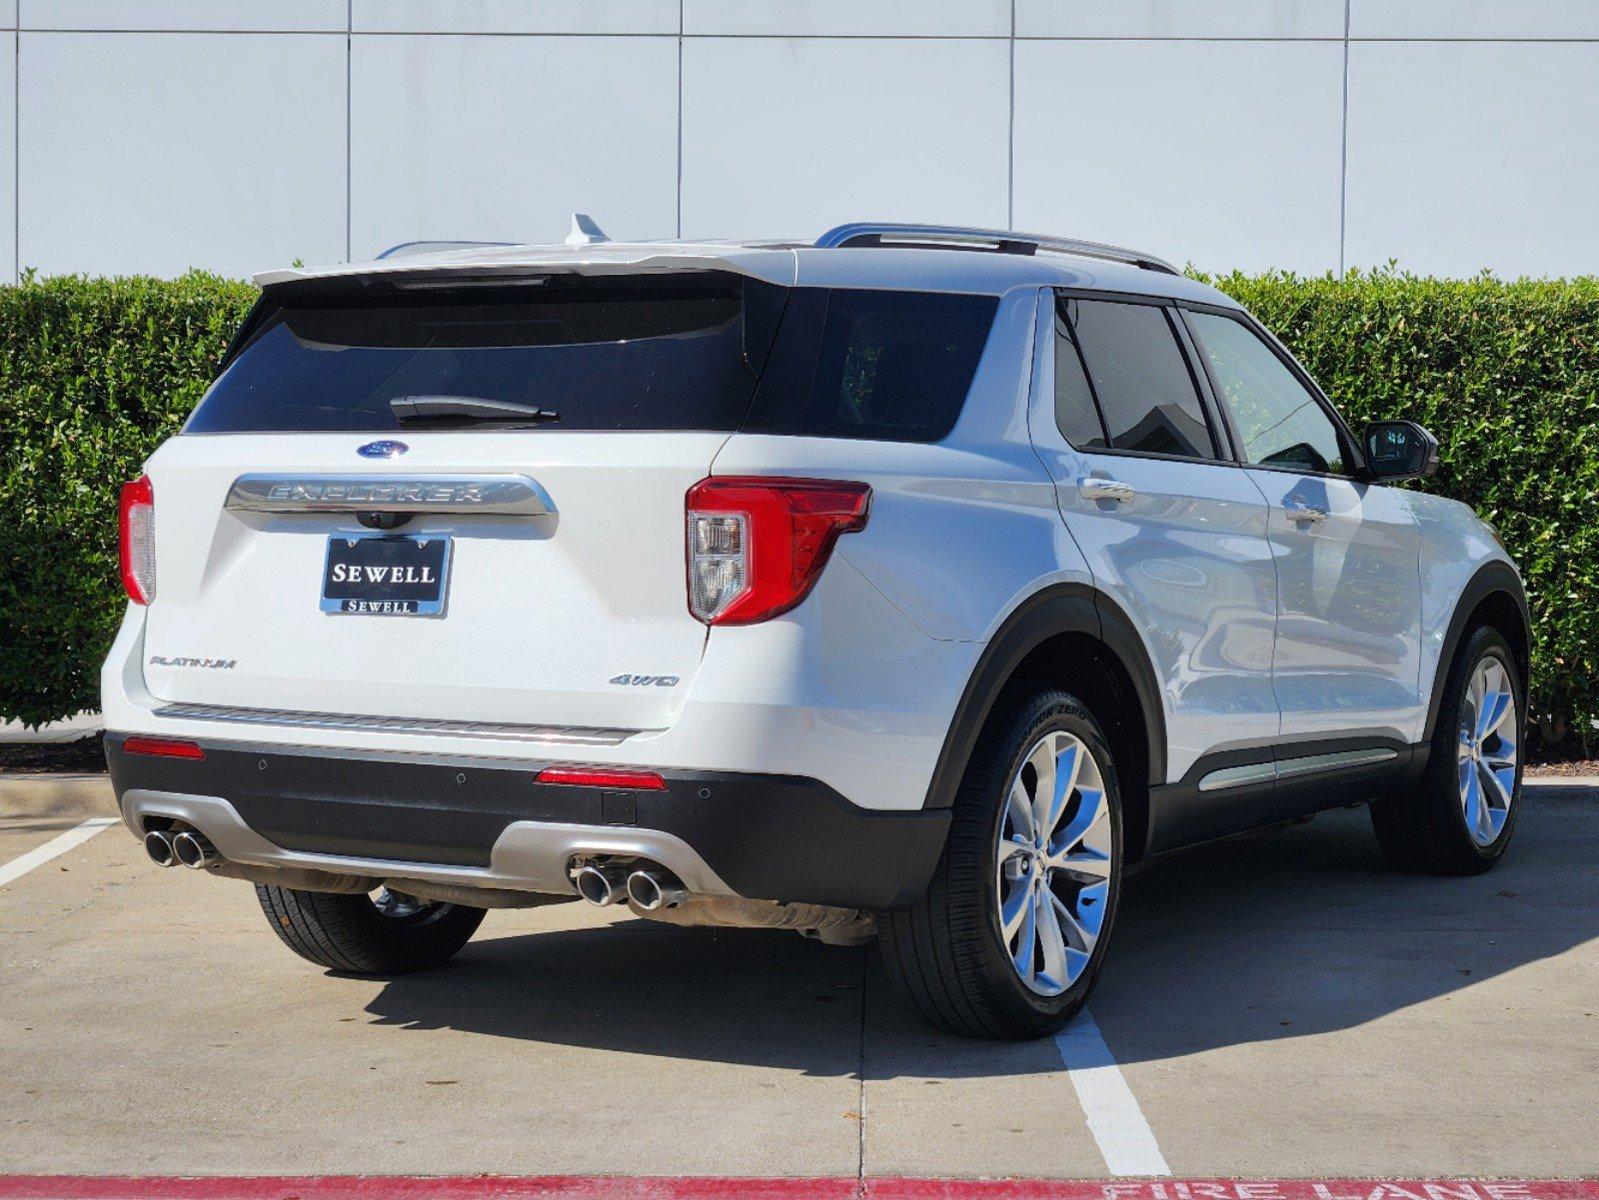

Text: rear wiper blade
xmin=389 ymin=396 xmax=560 ymax=425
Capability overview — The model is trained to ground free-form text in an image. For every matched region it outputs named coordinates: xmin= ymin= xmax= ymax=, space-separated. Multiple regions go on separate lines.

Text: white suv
xmin=103 ymin=221 xmax=1529 ymax=1039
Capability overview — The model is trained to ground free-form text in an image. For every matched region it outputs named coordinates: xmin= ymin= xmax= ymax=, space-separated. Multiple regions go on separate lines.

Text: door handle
xmin=1079 ymin=477 xmax=1136 ymax=504
xmin=1283 ymin=500 xmax=1329 ymax=524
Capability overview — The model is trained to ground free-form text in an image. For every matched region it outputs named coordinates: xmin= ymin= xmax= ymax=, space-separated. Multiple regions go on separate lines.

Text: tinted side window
xmin=1053 ymin=307 xmax=1108 ymax=450
xmin=745 ymin=289 xmax=999 ymax=443
xmin=1058 ymin=297 xmax=1217 ymax=460
xmin=1187 ymin=311 xmax=1347 ymax=475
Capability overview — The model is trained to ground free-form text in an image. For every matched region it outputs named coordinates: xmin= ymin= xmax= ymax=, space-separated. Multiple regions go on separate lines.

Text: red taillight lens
xmin=121 ymin=737 xmax=204 ymax=760
xmin=535 ymin=765 xmax=668 ymax=790
xmin=686 ymin=476 xmax=871 ymax=625
xmin=119 ymin=474 xmax=156 ymax=605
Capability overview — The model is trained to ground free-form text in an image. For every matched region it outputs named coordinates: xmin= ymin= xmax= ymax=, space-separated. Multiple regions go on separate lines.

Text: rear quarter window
xmin=744 ymin=289 xmax=999 ymax=443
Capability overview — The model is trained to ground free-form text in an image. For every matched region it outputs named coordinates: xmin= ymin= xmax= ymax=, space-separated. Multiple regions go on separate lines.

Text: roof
xmin=252 ymin=225 xmax=1240 ymax=309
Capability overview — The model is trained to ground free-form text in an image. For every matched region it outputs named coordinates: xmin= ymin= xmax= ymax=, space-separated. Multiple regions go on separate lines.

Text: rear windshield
xmin=186 ymin=274 xmax=998 ymax=442
xmin=187 ymin=273 xmax=777 ymax=434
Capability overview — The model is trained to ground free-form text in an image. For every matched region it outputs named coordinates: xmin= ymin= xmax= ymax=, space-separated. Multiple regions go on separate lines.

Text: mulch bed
xmin=0 ymin=734 xmax=108 ymax=775
xmin=1525 ymin=759 xmax=1599 ymax=777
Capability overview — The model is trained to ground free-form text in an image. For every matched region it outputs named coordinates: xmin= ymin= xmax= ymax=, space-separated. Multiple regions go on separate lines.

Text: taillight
xmin=686 ymin=477 xmax=871 ymax=625
xmin=119 ymin=474 xmax=156 ymax=605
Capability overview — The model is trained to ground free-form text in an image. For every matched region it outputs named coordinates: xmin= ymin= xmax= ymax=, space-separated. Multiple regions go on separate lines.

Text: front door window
xmin=1186 ymin=310 xmax=1347 ymax=475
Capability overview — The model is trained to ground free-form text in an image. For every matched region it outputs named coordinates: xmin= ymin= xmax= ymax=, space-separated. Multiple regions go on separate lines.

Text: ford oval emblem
xmin=357 ymin=440 xmax=408 ymax=460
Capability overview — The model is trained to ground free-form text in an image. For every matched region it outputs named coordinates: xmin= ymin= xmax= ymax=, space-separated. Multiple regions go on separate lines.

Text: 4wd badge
xmin=609 ymin=674 xmax=680 ymax=687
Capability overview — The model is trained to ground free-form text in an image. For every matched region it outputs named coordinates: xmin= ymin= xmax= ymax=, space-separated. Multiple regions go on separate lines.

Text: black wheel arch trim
xmin=1422 ymin=560 xmax=1530 ymax=744
xmin=920 ymin=582 xmax=1167 ymax=813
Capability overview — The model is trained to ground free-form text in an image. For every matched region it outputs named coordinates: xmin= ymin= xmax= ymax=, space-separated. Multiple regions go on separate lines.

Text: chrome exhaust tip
xmin=170 ymin=829 xmax=218 ymax=870
xmin=626 ymin=869 xmax=687 ymax=912
xmin=143 ymin=829 xmax=176 ymax=868
xmin=573 ymin=863 xmax=628 ymax=907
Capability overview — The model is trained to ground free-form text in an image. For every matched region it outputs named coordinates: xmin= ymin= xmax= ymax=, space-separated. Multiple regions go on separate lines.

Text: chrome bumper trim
xmin=119 ymin=789 xmax=735 ymax=898
xmin=150 ymin=702 xmax=637 ymax=747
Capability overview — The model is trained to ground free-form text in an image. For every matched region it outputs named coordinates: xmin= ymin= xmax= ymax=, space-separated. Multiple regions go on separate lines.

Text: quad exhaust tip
xmin=626 ymin=868 xmax=688 ymax=912
xmin=170 ymin=829 xmax=218 ymax=870
xmin=143 ymin=829 xmax=176 ymax=868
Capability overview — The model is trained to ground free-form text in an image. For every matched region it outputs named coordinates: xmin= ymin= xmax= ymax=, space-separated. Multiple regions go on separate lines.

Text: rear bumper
xmin=105 ymin=735 xmax=949 ymax=911
xmin=101 ymin=537 xmax=983 ymax=818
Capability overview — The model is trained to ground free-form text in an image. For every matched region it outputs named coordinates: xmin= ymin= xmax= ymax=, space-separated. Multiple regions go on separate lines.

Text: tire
xmin=255 ymin=884 xmax=486 ymax=975
xmin=878 ymin=687 xmax=1124 ymax=1040
xmin=1371 ymin=625 xmax=1524 ymax=875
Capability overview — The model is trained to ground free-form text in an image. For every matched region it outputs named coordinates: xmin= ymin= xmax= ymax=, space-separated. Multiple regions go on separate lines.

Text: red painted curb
xmin=876 ymin=1186 xmax=1599 ymax=1200
xmin=0 ymin=1180 xmax=1595 ymax=1200
xmin=0 ymin=1182 xmax=840 ymax=1200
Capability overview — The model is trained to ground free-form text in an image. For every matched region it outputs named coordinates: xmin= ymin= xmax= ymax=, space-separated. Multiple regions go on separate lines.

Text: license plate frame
xmin=320 ymin=532 xmax=453 ymax=617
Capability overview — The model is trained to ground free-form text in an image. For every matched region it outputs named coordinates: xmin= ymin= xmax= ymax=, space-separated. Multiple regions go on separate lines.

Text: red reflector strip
xmin=535 ymin=765 xmax=667 ymax=791
xmin=120 ymin=737 xmax=205 ymax=761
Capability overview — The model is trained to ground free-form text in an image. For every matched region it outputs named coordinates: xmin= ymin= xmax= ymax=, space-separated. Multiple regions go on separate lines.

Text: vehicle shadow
xmin=1087 ymin=787 xmax=1598 ymax=1067
xmin=361 ymin=790 xmax=1597 ymax=1078
xmin=365 ymin=901 xmax=874 ymax=1077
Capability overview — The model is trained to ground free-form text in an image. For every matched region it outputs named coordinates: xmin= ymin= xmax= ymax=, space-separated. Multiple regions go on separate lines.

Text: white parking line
xmin=1056 ymin=1009 xmax=1171 ymax=1177
xmin=0 ymin=817 xmax=119 ymax=888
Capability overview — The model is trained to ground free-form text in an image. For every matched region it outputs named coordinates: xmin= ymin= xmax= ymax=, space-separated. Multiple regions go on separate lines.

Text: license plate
xmin=320 ymin=533 xmax=452 ymax=616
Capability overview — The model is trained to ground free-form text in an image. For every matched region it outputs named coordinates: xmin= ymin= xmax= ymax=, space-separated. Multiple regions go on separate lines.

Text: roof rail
xmin=813 ymin=222 xmax=1179 ymax=276
xmin=376 ymin=239 xmax=518 ymax=260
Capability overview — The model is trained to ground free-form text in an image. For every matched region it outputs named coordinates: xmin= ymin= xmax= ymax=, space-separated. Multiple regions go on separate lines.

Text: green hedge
xmin=0 ymin=273 xmax=255 ymax=727
xmin=1 ymin=269 xmax=1596 ymax=749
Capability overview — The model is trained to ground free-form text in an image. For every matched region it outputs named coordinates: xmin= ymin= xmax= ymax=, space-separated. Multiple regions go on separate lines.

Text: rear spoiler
xmin=254 ymin=243 xmax=799 ymax=289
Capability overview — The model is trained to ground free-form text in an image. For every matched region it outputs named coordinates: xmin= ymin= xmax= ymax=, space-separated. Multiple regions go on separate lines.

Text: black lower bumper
xmin=104 ymin=735 xmax=949 ymax=911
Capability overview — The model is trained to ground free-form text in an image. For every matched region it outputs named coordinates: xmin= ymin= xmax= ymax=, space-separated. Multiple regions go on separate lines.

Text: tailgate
xmin=140 ymin=430 xmax=723 ymax=733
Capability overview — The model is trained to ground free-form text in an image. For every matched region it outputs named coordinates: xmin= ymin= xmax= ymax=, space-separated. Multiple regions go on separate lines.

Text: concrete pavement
xmin=1 ymin=775 xmax=1594 ymax=1178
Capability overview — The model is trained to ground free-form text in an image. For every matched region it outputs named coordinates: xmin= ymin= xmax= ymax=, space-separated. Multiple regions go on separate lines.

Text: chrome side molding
xmin=225 ymin=473 xmax=555 ymax=517
xmin=1197 ymin=746 xmax=1399 ymax=793
xmin=1194 ymin=760 xmax=1278 ymax=793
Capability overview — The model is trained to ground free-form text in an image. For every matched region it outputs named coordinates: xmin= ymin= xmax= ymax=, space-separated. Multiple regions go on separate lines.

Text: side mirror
xmin=1362 ymin=420 xmax=1439 ymax=481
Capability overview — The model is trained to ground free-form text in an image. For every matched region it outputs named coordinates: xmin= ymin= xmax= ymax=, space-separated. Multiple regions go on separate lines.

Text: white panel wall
xmin=18 ymin=32 xmax=345 ymax=277
xmin=1017 ymin=0 xmax=1343 ymax=39
xmin=684 ymin=0 xmax=1008 ymax=37
xmin=350 ymin=34 xmax=679 ymax=257
xmin=1 ymin=24 xmax=14 ymax=284
xmin=352 ymin=1 xmax=678 ymax=35
xmin=680 ymin=36 xmax=1010 ymax=240
xmin=1013 ymin=40 xmax=1343 ymax=274
xmin=6 ymin=2 xmax=1599 ymax=280
xmin=20 ymin=1 xmax=345 ymax=31
xmin=1345 ymin=41 xmax=1599 ymax=278
xmin=1349 ymin=0 xmax=1599 ymax=39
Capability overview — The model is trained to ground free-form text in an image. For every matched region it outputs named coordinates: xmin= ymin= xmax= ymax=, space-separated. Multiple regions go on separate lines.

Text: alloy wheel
xmin=1458 ymin=653 xmax=1518 ymax=847
xmin=993 ymin=729 xmax=1113 ymax=996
